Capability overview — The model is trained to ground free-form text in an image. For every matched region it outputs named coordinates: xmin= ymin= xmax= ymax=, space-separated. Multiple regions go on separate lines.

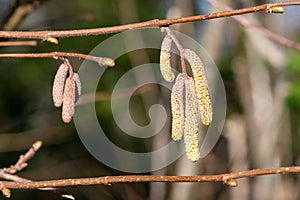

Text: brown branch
xmin=0 ymin=40 xmax=37 ymax=47
xmin=3 ymin=141 xmax=42 ymax=174
xmin=207 ymin=0 xmax=300 ymax=51
xmin=0 ymin=166 xmax=300 ymax=190
xmin=0 ymin=141 xmax=75 ymax=199
xmin=0 ymin=2 xmax=299 ymax=39
xmin=0 ymin=52 xmax=115 ymax=67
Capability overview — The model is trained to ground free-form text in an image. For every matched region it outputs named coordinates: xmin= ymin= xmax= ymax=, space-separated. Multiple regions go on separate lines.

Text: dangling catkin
xmin=52 ymin=63 xmax=69 ymax=107
xmin=160 ymin=35 xmax=175 ymax=82
xmin=183 ymin=77 xmax=200 ymax=162
xmin=183 ymin=49 xmax=212 ymax=126
xmin=73 ymin=73 xmax=81 ymax=103
xmin=62 ymin=76 xmax=75 ymax=123
xmin=171 ymin=73 xmax=185 ymax=141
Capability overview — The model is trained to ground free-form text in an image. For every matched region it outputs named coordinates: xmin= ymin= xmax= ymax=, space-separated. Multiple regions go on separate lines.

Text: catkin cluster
xmin=159 ymin=30 xmax=213 ymax=162
xmin=52 ymin=61 xmax=81 ymax=123
xmin=171 ymin=73 xmax=200 ymax=161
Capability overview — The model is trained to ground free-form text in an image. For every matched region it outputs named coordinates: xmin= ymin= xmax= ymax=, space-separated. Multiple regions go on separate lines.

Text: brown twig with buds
xmin=0 ymin=52 xmax=115 ymax=67
xmin=0 ymin=141 xmax=74 ymax=199
xmin=0 ymin=2 xmax=299 ymax=40
xmin=1 ymin=166 xmax=300 ymax=190
xmin=0 ymin=41 xmax=37 ymax=47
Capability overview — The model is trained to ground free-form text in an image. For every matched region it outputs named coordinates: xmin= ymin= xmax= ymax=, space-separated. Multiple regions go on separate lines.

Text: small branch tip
xmin=32 ymin=141 xmax=43 ymax=152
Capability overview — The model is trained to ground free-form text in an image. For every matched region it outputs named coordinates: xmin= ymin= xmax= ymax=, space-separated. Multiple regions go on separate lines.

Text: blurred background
xmin=0 ymin=0 xmax=300 ymax=199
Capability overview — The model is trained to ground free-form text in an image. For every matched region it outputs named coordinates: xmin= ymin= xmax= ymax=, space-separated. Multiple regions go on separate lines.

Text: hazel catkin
xmin=171 ymin=73 xmax=185 ymax=141
xmin=182 ymin=49 xmax=213 ymax=126
xmin=183 ymin=76 xmax=200 ymax=162
xmin=73 ymin=73 xmax=81 ymax=103
xmin=52 ymin=63 xmax=69 ymax=107
xmin=160 ymin=35 xmax=175 ymax=82
xmin=62 ymin=76 xmax=75 ymax=123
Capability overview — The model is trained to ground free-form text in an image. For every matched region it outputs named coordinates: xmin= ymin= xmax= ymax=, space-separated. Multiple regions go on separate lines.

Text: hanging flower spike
xmin=52 ymin=63 xmax=69 ymax=107
xmin=62 ymin=76 xmax=76 ymax=123
xmin=182 ymin=49 xmax=212 ymax=126
xmin=183 ymin=76 xmax=200 ymax=162
xmin=160 ymin=35 xmax=175 ymax=82
xmin=171 ymin=73 xmax=185 ymax=141
xmin=73 ymin=73 xmax=81 ymax=103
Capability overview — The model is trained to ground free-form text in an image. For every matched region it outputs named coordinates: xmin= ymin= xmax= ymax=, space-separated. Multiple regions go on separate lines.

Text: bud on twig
xmin=171 ymin=73 xmax=185 ymax=141
xmin=62 ymin=77 xmax=75 ymax=123
xmin=1 ymin=188 xmax=11 ymax=198
xmin=52 ymin=63 xmax=69 ymax=107
xmin=160 ymin=35 xmax=175 ymax=82
xmin=182 ymin=49 xmax=212 ymax=126
xmin=183 ymin=76 xmax=200 ymax=162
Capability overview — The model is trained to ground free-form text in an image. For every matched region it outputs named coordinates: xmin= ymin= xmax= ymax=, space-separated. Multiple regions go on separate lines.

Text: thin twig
xmin=0 ymin=40 xmax=37 ymax=47
xmin=0 ymin=2 xmax=299 ymax=39
xmin=0 ymin=52 xmax=115 ymax=67
xmin=207 ymin=0 xmax=300 ymax=51
xmin=3 ymin=141 xmax=42 ymax=174
xmin=0 ymin=166 xmax=300 ymax=189
xmin=0 ymin=141 xmax=75 ymax=199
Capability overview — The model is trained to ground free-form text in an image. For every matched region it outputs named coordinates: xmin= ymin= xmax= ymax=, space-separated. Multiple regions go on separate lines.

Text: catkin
xmin=183 ymin=77 xmax=200 ymax=162
xmin=171 ymin=73 xmax=185 ymax=141
xmin=52 ymin=63 xmax=69 ymax=107
xmin=73 ymin=73 xmax=81 ymax=103
xmin=160 ymin=35 xmax=175 ymax=82
xmin=183 ymin=49 xmax=212 ymax=126
xmin=62 ymin=77 xmax=75 ymax=123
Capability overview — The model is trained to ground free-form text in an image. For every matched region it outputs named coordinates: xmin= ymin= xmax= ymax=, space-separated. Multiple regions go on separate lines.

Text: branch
xmin=0 ymin=2 xmax=299 ymax=39
xmin=207 ymin=0 xmax=300 ymax=51
xmin=0 ymin=141 xmax=75 ymax=199
xmin=0 ymin=52 xmax=115 ymax=67
xmin=0 ymin=41 xmax=37 ymax=47
xmin=2 ymin=141 xmax=42 ymax=174
xmin=1 ymin=166 xmax=300 ymax=190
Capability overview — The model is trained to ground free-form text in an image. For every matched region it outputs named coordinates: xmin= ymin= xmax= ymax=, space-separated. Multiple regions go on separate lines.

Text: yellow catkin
xmin=160 ymin=35 xmax=175 ymax=82
xmin=62 ymin=77 xmax=75 ymax=123
xmin=183 ymin=77 xmax=200 ymax=162
xmin=73 ymin=73 xmax=81 ymax=103
xmin=52 ymin=63 xmax=69 ymax=107
xmin=171 ymin=73 xmax=185 ymax=141
xmin=183 ymin=49 xmax=212 ymax=126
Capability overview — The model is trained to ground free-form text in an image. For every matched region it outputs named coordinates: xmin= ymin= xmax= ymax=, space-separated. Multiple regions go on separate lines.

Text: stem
xmin=0 ymin=52 xmax=115 ymax=67
xmin=164 ymin=27 xmax=187 ymax=74
xmin=0 ymin=166 xmax=300 ymax=189
xmin=0 ymin=2 xmax=299 ymax=39
xmin=0 ymin=40 xmax=37 ymax=47
xmin=207 ymin=0 xmax=300 ymax=51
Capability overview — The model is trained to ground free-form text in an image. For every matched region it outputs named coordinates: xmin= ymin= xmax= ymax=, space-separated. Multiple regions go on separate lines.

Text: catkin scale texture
xmin=160 ymin=35 xmax=175 ymax=82
xmin=183 ymin=49 xmax=212 ymax=125
xmin=52 ymin=63 xmax=69 ymax=107
xmin=171 ymin=73 xmax=185 ymax=141
xmin=62 ymin=77 xmax=75 ymax=123
xmin=183 ymin=77 xmax=200 ymax=162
